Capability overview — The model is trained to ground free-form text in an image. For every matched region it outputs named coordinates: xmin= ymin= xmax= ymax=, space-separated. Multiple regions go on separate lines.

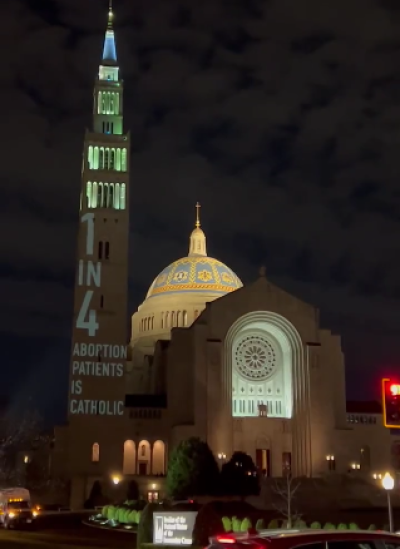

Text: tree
xmin=166 ymin=437 xmax=221 ymax=499
xmin=0 ymin=407 xmax=47 ymax=486
xmin=272 ymin=474 xmax=301 ymax=528
xmin=220 ymin=452 xmax=259 ymax=498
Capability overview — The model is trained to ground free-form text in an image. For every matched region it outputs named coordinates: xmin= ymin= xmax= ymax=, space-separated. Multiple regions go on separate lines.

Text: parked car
xmin=207 ymin=529 xmax=400 ymax=549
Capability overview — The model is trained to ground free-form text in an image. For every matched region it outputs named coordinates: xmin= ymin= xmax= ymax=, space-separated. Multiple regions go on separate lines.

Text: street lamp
xmin=382 ymin=472 xmax=394 ymax=532
xmin=111 ymin=475 xmax=121 ymax=485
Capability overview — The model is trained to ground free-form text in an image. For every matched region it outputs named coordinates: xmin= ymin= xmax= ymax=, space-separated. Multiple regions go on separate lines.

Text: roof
xmin=346 ymin=400 xmax=382 ymax=414
xmin=145 ymin=256 xmax=242 ymax=299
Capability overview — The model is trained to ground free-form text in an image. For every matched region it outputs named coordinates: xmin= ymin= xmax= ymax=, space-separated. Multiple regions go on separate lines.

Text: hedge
xmin=220 ymin=517 xmax=378 ymax=532
xmin=101 ymin=500 xmax=145 ymax=525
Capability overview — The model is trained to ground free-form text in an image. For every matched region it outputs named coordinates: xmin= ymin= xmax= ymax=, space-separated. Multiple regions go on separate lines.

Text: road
xmin=0 ymin=513 xmax=135 ymax=548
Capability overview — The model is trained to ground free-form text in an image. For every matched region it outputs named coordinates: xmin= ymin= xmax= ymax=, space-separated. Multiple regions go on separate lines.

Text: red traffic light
xmin=383 ymin=378 xmax=400 ymax=428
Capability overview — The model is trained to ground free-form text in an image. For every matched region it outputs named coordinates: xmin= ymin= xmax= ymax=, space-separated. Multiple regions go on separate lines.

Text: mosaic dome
xmin=146 ymin=256 xmax=243 ymax=299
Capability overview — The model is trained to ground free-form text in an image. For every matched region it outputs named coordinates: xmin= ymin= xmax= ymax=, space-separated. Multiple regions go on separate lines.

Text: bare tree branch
xmin=272 ymin=474 xmax=302 ymax=528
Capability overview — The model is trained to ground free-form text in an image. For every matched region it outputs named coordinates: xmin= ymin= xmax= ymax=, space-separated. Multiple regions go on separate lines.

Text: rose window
xmin=235 ymin=335 xmax=277 ymax=381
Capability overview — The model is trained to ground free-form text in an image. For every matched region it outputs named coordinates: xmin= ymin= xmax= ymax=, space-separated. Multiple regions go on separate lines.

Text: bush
xmin=310 ymin=522 xmax=321 ymax=529
xmin=294 ymin=519 xmax=307 ymax=529
xmin=137 ymin=502 xmax=161 ymax=546
xmin=256 ymin=518 xmax=266 ymax=530
xmin=222 ymin=517 xmax=232 ymax=532
xmin=232 ymin=517 xmax=242 ymax=532
xmin=268 ymin=519 xmax=279 ymax=529
xmin=368 ymin=524 xmax=376 ymax=531
xmin=349 ymin=523 xmax=359 ymax=530
xmin=192 ymin=503 xmax=225 ymax=546
xmin=323 ymin=523 xmax=336 ymax=530
xmin=337 ymin=523 xmax=347 ymax=530
xmin=241 ymin=518 xmax=252 ymax=532
xmin=166 ymin=437 xmax=221 ymax=498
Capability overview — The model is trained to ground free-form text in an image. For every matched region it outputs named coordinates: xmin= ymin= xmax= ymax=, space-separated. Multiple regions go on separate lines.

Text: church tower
xmin=67 ymin=2 xmax=129 ymax=500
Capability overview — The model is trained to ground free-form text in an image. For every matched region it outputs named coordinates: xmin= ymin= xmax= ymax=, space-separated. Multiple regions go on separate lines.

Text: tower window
xmin=100 ymin=295 xmax=104 ymax=308
xmin=105 ymin=242 xmax=110 ymax=260
xmin=98 ymin=242 xmax=103 ymax=260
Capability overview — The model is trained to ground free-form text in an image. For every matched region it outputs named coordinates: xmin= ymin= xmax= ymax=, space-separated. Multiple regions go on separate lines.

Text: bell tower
xmin=67 ymin=1 xmax=130 ymax=498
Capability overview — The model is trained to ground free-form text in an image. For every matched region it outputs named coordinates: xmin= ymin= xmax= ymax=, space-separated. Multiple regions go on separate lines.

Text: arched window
xmin=183 ymin=310 xmax=188 ymax=326
xmin=86 ymin=182 xmax=92 ymax=208
xmin=110 ymin=149 xmax=115 ymax=170
xmin=97 ymin=183 xmax=103 ymax=207
xmin=116 ymin=149 xmax=121 ymax=171
xmin=176 ymin=311 xmax=181 ymax=326
xmin=165 ymin=312 xmax=169 ymax=327
xmin=121 ymin=149 xmax=127 ymax=171
xmin=92 ymin=443 xmax=100 ymax=462
xmin=114 ymin=183 xmax=120 ymax=209
xmin=171 ymin=311 xmax=175 ymax=327
xmin=88 ymin=146 xmax=94 ymax=169
xmin=103 ymin=183 xmax=109 ymax=208
xmin=104 ymin=149 xmax=109 ymax=170
xmin=109 ymin=184 xmax=114 ymax=208
xmin=99 ymin=148 xmax=104 ymax=169
xmin=120 ymin=184 xmax=126 ymax=209
xmin=161 ymin=312 xmax=164 ymax=329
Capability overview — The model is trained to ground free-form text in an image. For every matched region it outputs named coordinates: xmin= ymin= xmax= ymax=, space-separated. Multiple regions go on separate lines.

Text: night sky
xmin=2 ymin=0 xmax=400 ymax=422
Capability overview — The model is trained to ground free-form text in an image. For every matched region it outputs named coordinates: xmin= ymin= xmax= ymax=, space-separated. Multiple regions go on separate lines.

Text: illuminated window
xmin=92 ymin=443 xmax=100 ymax=462
xmin=121 ymin=149 xmax=127 ymax=171
xmin=115 ymin=183 xmax=120 ymax=209
xmin=88 ymin=146 xmax=94 ymax=169
xmin=141 ymin=444 xmax=146 ymax=457
xmin=86 ymin=182 xmax=92 ymax=207
xmin=97 ymin=183 xmax=103 ymax=207
xmin=99 ymin=148 xmax=104 ymax=170
xmin=97 ymin=92 xmax=102 ymax=114
xmin=148 ymin=491 xmax=159 ymax=502
xmin=116 ymin=149 xmax=121 ymax=171
xmin=120 ymin=184 xmax=126 ymax=209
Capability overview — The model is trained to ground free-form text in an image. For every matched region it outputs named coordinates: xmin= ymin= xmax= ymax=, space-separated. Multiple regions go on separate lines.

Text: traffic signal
xmin=382 ymin=378 xmax=400 ymax=428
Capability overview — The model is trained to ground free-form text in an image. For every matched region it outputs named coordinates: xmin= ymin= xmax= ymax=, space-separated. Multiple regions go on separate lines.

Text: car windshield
xmin=8 ymin=501 xmax=30 ymax=509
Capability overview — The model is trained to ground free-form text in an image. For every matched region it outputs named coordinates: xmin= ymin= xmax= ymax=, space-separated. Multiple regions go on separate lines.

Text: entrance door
xmin=138 ymin=462 xmax=147 ymax=475
xmin=256 ymin=448 xmax=271 ymax=476
xmin=282 ymin=452 xmax=291 ymax=476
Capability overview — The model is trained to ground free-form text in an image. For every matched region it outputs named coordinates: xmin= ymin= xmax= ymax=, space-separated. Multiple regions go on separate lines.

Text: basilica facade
xmin=58 ymin=6 xmax=399 ymax=508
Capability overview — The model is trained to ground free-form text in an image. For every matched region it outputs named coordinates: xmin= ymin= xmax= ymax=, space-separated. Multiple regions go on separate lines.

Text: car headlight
xmin=32 ymin=511 xmax=38 ymax=517
xmin=8 ymin=512 xmax=15 ymax=518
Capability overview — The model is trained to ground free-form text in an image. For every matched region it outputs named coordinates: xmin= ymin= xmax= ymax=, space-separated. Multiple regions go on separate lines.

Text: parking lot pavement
xmin=0 ymin=516 xmax=135 ymax=548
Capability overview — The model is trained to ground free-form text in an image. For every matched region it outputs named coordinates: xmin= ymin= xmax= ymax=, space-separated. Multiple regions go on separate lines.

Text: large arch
xmin=152 ymin=440 xmax=165 ymax=474
xmin=137 ymin=440 xmax=151 ymax=475
xmin=225 ymin=311 xmax=303 ymax=419
xmin=123 ymin=440 xmax=136 ymax=474
xmin=224 ymin=311 xmax=310 ymax=476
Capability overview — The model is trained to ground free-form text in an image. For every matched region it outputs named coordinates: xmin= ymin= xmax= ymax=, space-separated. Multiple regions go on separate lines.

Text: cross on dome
xmin=195 ymin=202 xmax=201 ymax=228
xmin=189 ymin=202 xmax=207 ymax=257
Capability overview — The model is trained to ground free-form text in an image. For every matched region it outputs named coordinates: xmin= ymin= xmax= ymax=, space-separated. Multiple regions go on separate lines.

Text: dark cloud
xmin=2 ymin=0 xmax=400 ymax=406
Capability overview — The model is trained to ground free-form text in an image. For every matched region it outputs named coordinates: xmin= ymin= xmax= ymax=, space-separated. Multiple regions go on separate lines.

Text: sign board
xmin=153 ymin=512 xmax=198 ymax=546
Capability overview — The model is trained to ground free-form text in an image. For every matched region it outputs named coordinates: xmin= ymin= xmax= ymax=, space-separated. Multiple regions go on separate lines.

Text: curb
xmin=82 ymin=519 xmax=137 ymax=534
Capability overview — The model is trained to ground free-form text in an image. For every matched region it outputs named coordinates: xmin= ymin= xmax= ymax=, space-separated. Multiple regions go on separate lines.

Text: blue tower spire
xmin=102 ymin=0 xmax=117 ymax=64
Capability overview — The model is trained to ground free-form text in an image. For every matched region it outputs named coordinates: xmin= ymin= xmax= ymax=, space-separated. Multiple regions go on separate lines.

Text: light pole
xmin=382 ymin=472 xmax=395 ymax=532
